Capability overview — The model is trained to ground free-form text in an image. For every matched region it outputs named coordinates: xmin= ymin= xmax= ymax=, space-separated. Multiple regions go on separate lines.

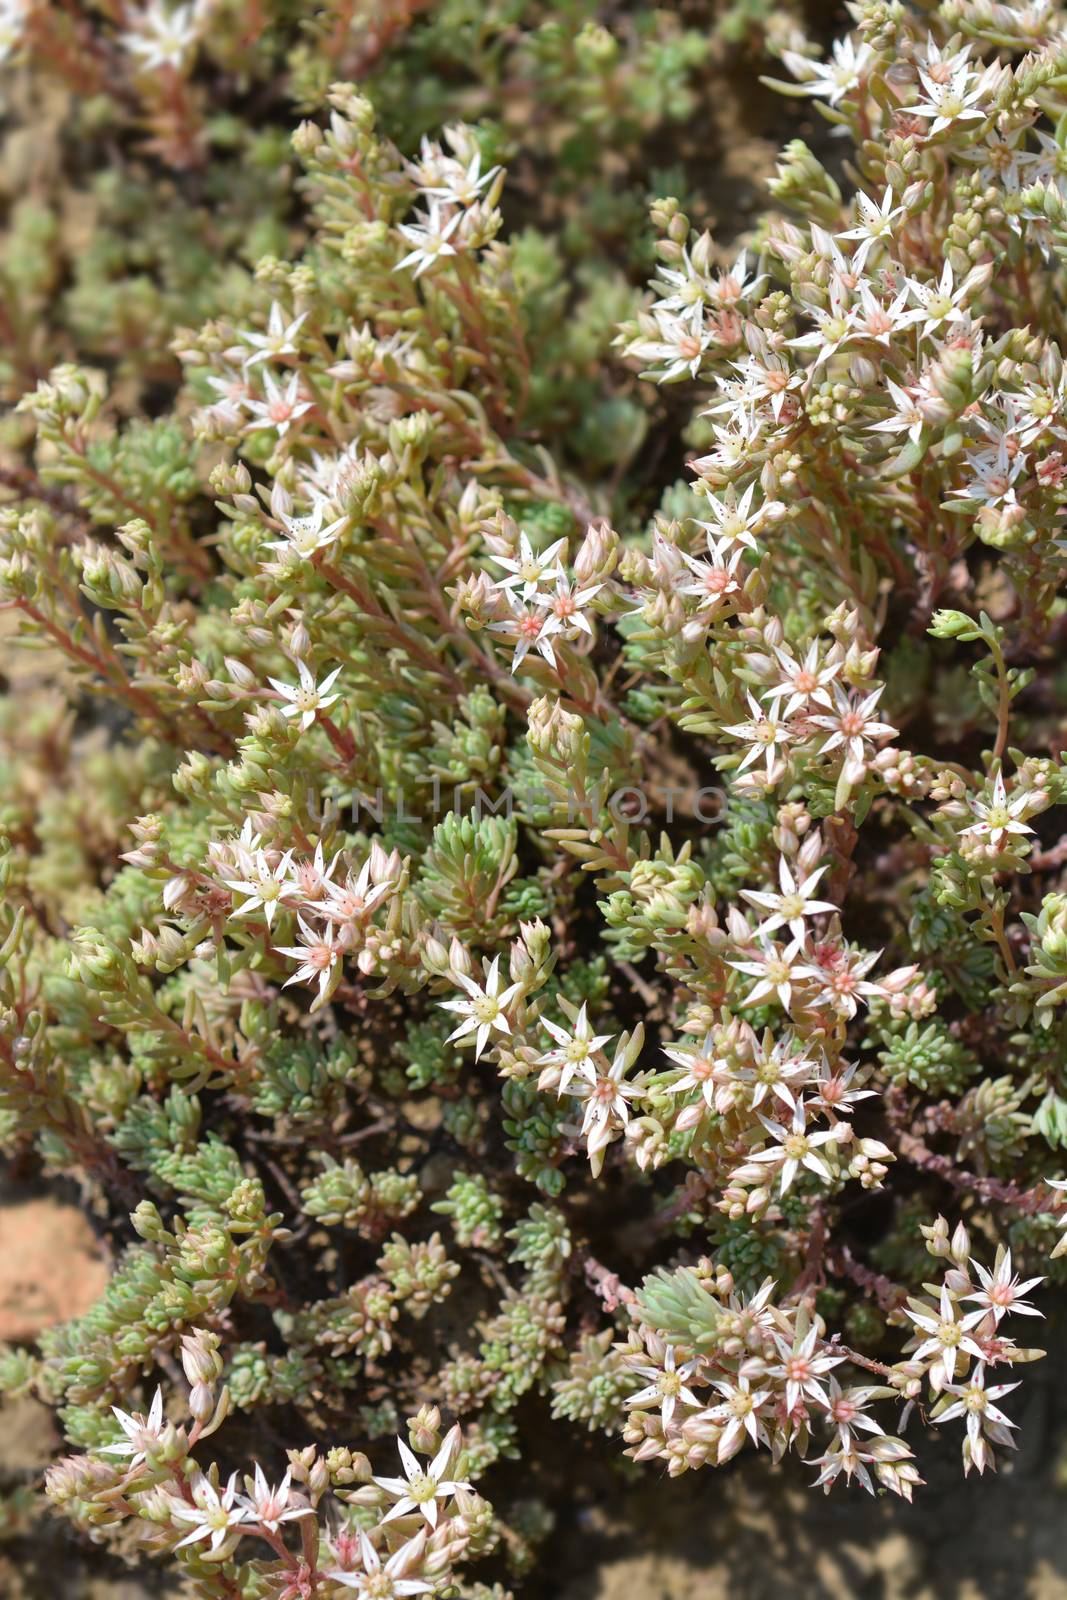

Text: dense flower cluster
xmin=2 ymin=0 xmax=1067 ymax=1593
xmin=47 ymin=1328 xmax=485 ymax=1593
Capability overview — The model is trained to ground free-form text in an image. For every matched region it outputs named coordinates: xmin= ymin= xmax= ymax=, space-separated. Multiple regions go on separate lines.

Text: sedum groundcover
xmin=2 ymin=0 xmax=1067 ymax=1594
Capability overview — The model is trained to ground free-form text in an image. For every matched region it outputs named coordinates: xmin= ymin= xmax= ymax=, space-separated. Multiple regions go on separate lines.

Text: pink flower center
xmin=335 ymin=892 xmax=366 ymax=918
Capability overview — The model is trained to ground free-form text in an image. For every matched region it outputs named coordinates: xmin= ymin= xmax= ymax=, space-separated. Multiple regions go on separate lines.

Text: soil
xmin=0 ymin=1196 xmax=108 ymax=1342
xmin=547 ymin=1393 xmax=1067 ymax=1600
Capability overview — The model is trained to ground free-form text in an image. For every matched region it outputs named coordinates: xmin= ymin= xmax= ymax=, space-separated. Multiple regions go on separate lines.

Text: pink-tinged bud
xmin=292 ymin=119 xmax=324 ymax=158
xmin=188 ymin=1381 xmax=215 ymax=1423
xmin=122 ymin=845 xmax=158 ymax=869
xmin=180 ymin=1329 xmax=223 ymax=1387
xmin=225 ymin=657 xmax=256 ymax=689
xmin=573 ymin=519 xmax=619 ymax=585
xmin=447 ymin=936 xmax=472 ymax=978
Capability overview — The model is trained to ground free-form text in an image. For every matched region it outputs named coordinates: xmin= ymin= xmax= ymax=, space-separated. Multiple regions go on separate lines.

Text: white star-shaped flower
xmin=439 ymin=955 xmax=522 ymax=1058
xmin=837 ymin=187 xmax=905 ymax=270
xmin=171 ymin=1471 xmax=251 ymax=1555
xmin=963 ymin=1250 xmax=1043 ymax=1322
xmin=242 ymin=369 xmax=313 ymax=438
xmin=223 ymin=846 xmax=299 ymax=927
xmin=780 ymin=36 xmax=873 ymax=105
xmin=268 ymin=660 xmax=342 ymax=731
xmin=722 ymin=691 xmax=794 ymax=779
xmin=741 ymin=857 xmax=837 ymax=944
xmin=536 ymin=1003 xmax=614 ymax=1096
xmin=274 ymin=914 xmax=342 ymax=1002
xmin=310 ymin=858 xmax=393 ymax=924
xmin=240 ymin=301 xmax=309 ymax=369
xmin=488 ymin=601 xmax=564 ymax=673
xmin=99 ymin=1387 xmax=166 ymax=1470
xmin=626 ymin=1345 xmax=704 ymax=1428
xmin=236 ymin=1465 xmax=313 ymax=1533
xmin=960 ymin=772 xmax=1034 ymax=850
xmin=748 ymin=1101 xmax=837 ymax=1194
xmin=122 ymin=0 xmax=201 ymax=72
xmin=265 ymin=502 xmax=348 ymax=560
xmin=768 ymin=1323 xmax=843 ymax=1412
xmin=904 ymin=1285 xmax=987 ymax=1382
xmin=707 ymin=1372 xmax=772 ymax=1462
xmin=490 ymin=532 xmax=567 ymax=600
xmin=328 ymin=1529 xmax=433 ymax=1595
xmin=729 ymin=935 xmax=806 ymax=1014
xmin=761 ymin=641 xmax=840 ymax=719
xmin=372 ymin=1426 xmax=471 ymax=1529
xmin=396 ymin=203 xmax=464 ymax=277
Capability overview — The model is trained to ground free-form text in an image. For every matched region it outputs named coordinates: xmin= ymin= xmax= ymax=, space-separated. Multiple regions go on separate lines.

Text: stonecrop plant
xmin=5 ymin=0 xmax=1067 ymax=1592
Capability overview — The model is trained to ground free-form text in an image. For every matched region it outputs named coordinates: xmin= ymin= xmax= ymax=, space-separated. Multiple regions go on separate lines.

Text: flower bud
xmin=180 ymin=1329 xmax=223 ymax=1388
